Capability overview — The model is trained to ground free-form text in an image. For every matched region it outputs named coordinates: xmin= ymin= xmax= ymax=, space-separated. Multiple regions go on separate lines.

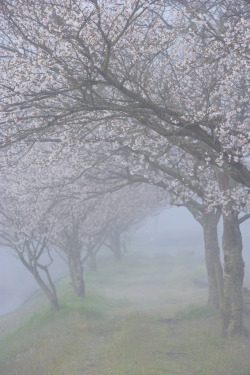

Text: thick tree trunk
xmin=222 ymin=212 xmax=246 ymax=337
xmin=202 ymin=212 xmax=224 ymax=309
xmin=68 ymin=257 xmax=85 ymax=298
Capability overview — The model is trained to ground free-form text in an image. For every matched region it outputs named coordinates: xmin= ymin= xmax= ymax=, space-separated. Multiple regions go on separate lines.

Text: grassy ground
xmin=0 ymin=246 xmax=250 ymax=375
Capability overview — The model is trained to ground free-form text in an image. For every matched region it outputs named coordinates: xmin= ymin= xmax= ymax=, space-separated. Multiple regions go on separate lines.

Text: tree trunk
xmin=222 ymin=212 xmax=246 ymax=337
xmin=68 ymin=257 xmax=85 ymax=298
xmin=33 ymin=271 xmax=60 ymax=311
xmin=18 ymin=252 xmax=60 ymax=311
xmin=202 ymin=212 xmax=224 ymax=309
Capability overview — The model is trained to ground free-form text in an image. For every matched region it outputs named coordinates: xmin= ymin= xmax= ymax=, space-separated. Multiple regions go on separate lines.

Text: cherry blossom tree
xmin=0 ymin=138 xmax=168 ymax=300
xmin=107 ymin=139 xmax=249 ymax=336
xmin=0 ymin=172 xmax=60 ymax=310
xmin=0 ymin=0 xmax=249 ymax=186
xmin=0 ymin=0 xmax=249 ymax=337
xmin=103 ymin=183 xmax=168 ymax=261
xmin=51 ymin=195 xmax=115 ymax=297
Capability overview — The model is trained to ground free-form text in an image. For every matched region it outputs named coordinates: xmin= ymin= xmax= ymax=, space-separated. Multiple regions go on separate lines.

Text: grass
xmin=0 ymin=246 xmax=250 ymax=375
xmin=175 ymin=304 xmax=216 ymax=320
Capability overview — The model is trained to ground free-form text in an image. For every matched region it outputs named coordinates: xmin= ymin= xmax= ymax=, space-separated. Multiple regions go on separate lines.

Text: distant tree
xmin=52 ymin=198 xmax=112 ymax=297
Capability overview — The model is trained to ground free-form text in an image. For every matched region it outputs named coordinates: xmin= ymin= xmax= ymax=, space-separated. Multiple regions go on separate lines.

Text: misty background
xmin=1 ymin=206 xmax=249 ymax=317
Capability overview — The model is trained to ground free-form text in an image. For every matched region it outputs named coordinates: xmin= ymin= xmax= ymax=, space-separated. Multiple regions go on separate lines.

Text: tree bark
xmin=68 ymin=256 xmax=85 ymax=298
xmin=222 ymin=212 xmax=246 ymax=337
xmin=202 ymin=212 xmax=224 ymax=310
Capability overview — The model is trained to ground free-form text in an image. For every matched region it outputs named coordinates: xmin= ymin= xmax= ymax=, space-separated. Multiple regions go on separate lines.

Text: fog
xmin=0 ymin=248 xmax=67 ymax=317
xmin=0 ymin=206 xmax=249 ymax=318
xmin=135 ymin=207 xmax=250 ymax=283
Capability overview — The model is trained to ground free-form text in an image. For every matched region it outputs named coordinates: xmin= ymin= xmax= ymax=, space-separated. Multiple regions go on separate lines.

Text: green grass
xmin=0 ymin=248 xmax=250 ymax=375
xmin=175 ymin=304 xmax=217 ymax=320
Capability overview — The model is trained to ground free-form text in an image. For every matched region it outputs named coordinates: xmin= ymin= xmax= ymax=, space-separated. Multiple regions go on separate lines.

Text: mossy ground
xmin=0 ymin=247 xmax=250 ymax=375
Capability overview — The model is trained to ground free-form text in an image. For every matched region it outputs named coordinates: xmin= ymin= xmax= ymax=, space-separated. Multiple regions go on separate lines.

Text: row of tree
xmin=0 ymin=0 xmax=249 ymax=337
xmin=0 ymin=160 xmax=167 ymax=310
